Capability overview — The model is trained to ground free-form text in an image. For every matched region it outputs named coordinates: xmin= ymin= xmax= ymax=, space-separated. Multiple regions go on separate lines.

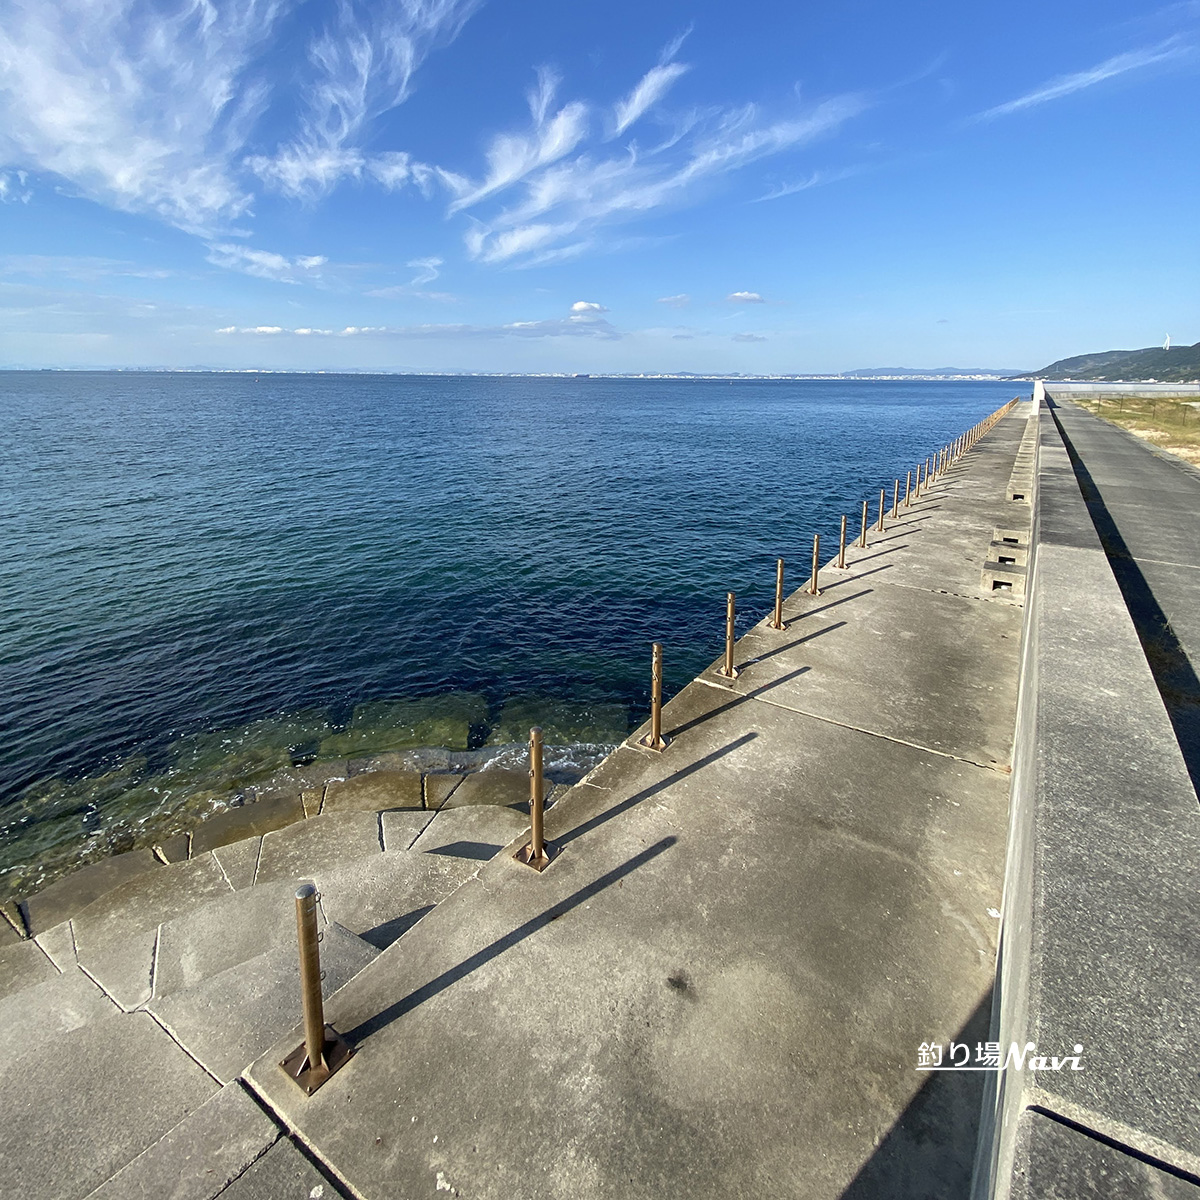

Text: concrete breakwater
xmin=0 ymin=398 xmax=1065 ymax=1200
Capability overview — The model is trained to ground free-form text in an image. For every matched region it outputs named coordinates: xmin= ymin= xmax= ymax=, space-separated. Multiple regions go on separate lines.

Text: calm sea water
xmin=0 ymin=372 xmax=1022 ymax=894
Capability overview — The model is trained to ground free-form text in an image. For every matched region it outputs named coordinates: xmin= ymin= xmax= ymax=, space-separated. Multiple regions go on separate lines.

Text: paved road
xmin=1050 ymin=398 xmax=1200 ymax=797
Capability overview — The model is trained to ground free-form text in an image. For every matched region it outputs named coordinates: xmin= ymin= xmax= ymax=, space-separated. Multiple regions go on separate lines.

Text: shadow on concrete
xmin=361 ymin=904 xmax=436 ymax=950
xmin=570 ymin=733 xmax=759 ymax=847
xmin=425 ymin=840 xmax=503 ymax=861
xmin=749 ymin=622 xmax=847 ymax=665
xmin=790 ymin=588 xmax=874 ymax=619
xmin=839 ymin=992 xmax=993 ymax=1200
xmin=1051 ymin=404 xmax=1200 ymax=796
xmin=344 ymin=837 xmax=677 ymax=1044
xmin=852 ymin=544 xmax=909 ymax=565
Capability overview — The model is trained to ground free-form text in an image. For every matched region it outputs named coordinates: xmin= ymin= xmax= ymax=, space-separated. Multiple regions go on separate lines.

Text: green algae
xmin=486 ymin=697 xmax=629 ymax=746
xmin=318 ymin=692 xmax=488 ymax=756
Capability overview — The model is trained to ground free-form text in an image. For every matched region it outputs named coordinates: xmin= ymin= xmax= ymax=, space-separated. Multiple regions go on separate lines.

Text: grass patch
xmin=1073 ymin=395 xmax=1200 ymax=466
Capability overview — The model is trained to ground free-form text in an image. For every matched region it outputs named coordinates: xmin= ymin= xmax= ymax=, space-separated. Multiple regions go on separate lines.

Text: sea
xmin=0 ymin=371 xmax=1024 ymax=899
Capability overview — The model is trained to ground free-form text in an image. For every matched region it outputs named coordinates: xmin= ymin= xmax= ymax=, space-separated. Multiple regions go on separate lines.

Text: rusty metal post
xmin=719 ymin=591 xmax=738 ymax=679
xmin=296 ymin=885 xmax=325 ymax=1073
xmin=891 ymin=479 xmax=899 ymax=520
xmin=516 ymin=727 xmax=551 ymax=868
xmin=837 ymin=514 xmax=847 ymax=568
xmin=904 ymin=470 xmax=912 ymax=507
xmin=280 ymin=885 xmax=353 ymax=1094
xmin=858 ymin=500 xmax=869 ymax=548
xmin=876 ymin=488 xmax=885 ymax=532
xmin=808 ymin=534 xmax=820 ymax=595
xmin=770 ymin=558 xmax=785 ymax=630
xmin=641 ymin=642 xmax=669 ymax=751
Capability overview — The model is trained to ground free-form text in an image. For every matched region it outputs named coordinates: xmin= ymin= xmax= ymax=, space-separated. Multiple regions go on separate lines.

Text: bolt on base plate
xmin=514 ymin=841 xmax=553 ymax=872
xmin=280 ymin=1027 xmax=354 ymax=1095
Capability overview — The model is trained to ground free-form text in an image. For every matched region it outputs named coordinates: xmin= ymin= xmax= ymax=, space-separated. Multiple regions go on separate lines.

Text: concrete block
xmin=34 ymin=919 xmax=77 ymax=970
xmin=0 ymin=1009 xmax=217 ymax=1200
xmin=316 ymin=850 xmax=479 ymax=950
xmin=380 ymin=808 xmax=435 ymax=851
xmin=211 ymin=837 xmax=262 ymax=889
xmin=254 ymin=812 xmax=382 ymax=886
xmin=191 ymin=795 xmax=305 ymax=856
xmin=150 ymin=924 xmax=376 ymax=1084
xmin=85 ymin=1081 xmax=280 ymax=1200
xmin=0 ymin=938 xmax=58 ymax=1000
xmin=0 ymin=967 xmax=113 ymax=1064
xmin=71 ymin=855 xmax=232 ymax=1010
xmin=408 ymin=805 xmax=529 ymax=861
xmin=153 ymin=879 xmax=314 ymax=998
xmin=219 ymin=1138 xmax=332 ymax=1200
xmin=18 ymin=849 xmax=159 ymax=935
xmin=440 ymin=768 xmax=528 ymax=810
xmin=323 ymin=769 xmax=423 ymax=813
xmin=424 ymin=773 xmax=464 ymax=809
xmin=300 ymin=788 xmax=323 ymax=818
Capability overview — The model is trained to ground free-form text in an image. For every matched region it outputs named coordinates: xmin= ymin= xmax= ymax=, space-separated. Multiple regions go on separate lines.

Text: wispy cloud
xmin=972 ymin=36 xmax=1193 ymax=121
xmin=0 ymin=255 xmax=173 ymax=280
xmin=216 ymin=302 xmax=620 ymax=339
xmin=727 ymin=291 xmax=765 ymax=303
xmin=732 ymin=332 xmax=767 ymax=342
xmin=612 ymin=63 xmax=690 ymax=136
xmin=0 ymin=0 xmax=284 ymax=232
xmin=456 ymin=83 xmax=868 ymax=265
xmin=408 ymin=256 xmax=443 ymax=285
xmin=247 ymin=0 xmax=478 ymax=200
xmin=657 ymin=294 xmax=690 ymax=307
xmin=206 ymin=243 xmax=329 ymax=284
xmin=0 ymin=170 xmax=31 ymax=203
xmin=0 ymin=0 xmax=478 ymax=231
xmin=754 ymin=165 xmax=863 ymax=201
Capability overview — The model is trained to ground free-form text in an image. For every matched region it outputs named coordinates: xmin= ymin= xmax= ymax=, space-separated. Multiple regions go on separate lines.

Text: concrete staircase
xmin=0 ymin=766 xmax=549 ymax=1200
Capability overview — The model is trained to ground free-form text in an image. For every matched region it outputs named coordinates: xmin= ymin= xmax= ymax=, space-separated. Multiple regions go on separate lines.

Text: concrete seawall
xmin=973 ymin=389 xmax=1200 ymax=1197
xmin=7 ymin=392 xmax=1195 ymax=1199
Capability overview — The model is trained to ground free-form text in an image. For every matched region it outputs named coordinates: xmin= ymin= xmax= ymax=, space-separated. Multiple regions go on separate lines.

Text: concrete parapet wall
xmin=1044 ymin=382 xmax=1200 ymax=400
xmin=974 ymin=398 xmax=1200 ymax=1196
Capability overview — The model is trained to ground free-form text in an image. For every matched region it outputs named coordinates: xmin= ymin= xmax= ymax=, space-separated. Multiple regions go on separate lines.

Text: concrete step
xmin=83 ymin=1080 xmax=281 ymax=1200
xmin=0 ymin=1006 xmax=219 ymax=1200
xmin=150 ymin=923 xmax=377 ymax=1085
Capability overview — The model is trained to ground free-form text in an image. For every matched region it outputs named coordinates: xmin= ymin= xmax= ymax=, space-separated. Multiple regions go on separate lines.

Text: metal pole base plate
xmin=639 ymin=733 xmax=670 ymax=752
xmin=280 ymin=1027 xmax=353 ymax=1095
xmin=514 ymin=842 xmax=553 ymax=872
xmin=716 ymin=667 xmax=739 ymax=680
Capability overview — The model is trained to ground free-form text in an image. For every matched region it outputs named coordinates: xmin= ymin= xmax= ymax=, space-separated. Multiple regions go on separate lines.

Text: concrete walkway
xmin=0 ymin=403 xmax=1032 ymax=1199
xmin=243 ymin=407 xmax=1033 ymax=1199
xmin=1049 ymin=396 xmax=1200 ymax=792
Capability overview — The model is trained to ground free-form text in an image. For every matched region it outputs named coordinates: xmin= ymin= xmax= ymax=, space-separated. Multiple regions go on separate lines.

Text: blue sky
xmin=0 ymin=0 xmax=1197 ymax=372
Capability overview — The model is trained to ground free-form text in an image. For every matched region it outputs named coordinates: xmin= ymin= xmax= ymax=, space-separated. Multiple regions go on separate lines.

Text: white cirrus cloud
xmin=657 ymin=294 xmax=690 ymax=307
xmin=458 ymin=87 xmax=868 ymax=266
xmin=407 ymin=256 xmax=443 ymax=285
xmin=571 ymin=300 xmax=608 ymax=313
xmin=0 ymin=0 xmax=285 ymax=232
xmin=727 ymin=291 xmax=765 ymax=303
xmin=206 ymin=243 xmax=329 ymax=284
xmin=0 ymin=170 xmax=31 ymax=203
xmin=613 ymin=62 xmax=690 ymax=136
xmin=971 ymin=37 xmax=1193 ymax=121
xmin=732 ymin=331 xmax=767 ymax=342
xmin=247 ymin=0 xmax=481 ymax=200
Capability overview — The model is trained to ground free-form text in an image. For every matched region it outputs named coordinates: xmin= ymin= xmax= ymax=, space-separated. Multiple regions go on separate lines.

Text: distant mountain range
xmin=1033 ymin=342 xmax=1200 ymax=383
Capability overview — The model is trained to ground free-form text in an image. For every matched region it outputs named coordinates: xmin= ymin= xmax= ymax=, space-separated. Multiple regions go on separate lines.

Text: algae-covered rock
xmin=486 ymin=697 xmax=629 ymax=746
xmin=319 ymin=692 xmax=488 ymax=756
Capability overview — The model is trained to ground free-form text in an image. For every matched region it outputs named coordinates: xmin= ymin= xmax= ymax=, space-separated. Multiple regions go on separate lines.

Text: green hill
xmin=1034 ymin=342 xmax=1200 ymax=383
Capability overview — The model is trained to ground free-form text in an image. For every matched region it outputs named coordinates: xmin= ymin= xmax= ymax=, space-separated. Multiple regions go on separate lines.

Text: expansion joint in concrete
xmin=1025 ymin=1091 xmax=1200 ymax=1185
xmin=142 ymin=1005 xmax=226 ymax=1088
xmin=695 ymin=676 xmax=1011 ymax=774
xmin=241 ymin=1074 xmax=366 ymax=1200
